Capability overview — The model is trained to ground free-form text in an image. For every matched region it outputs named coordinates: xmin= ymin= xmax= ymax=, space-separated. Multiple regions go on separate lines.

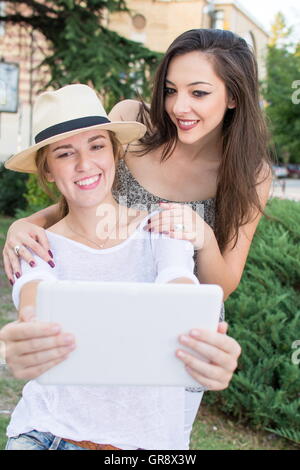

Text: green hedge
xmin=15 ymin=173 xmax=59 ymax=219
xmin=204 ymin=198 xmax=300 ymax=445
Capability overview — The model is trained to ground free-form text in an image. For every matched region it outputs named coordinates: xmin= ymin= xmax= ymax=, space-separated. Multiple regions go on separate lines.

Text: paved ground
xmin=270 ymin=178 xmax=300 ymax=202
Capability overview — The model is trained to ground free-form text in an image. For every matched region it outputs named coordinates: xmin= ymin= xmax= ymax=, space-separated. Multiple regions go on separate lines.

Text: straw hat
xmin=5 ymin=84 xmax=146 ymax=173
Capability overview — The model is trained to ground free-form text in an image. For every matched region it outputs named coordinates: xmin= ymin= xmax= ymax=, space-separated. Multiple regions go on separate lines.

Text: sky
xmin=237 ymin=0 xmax=300 ymax=39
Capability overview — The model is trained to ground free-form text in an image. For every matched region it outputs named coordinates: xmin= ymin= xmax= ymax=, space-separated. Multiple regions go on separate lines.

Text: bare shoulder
xmin=46 ymin=220 xmax=67 ymax=236
xmin=257 ymin=160 xmax=273 ymax=182
xmin=108 ymin=99 xmax=143 ymax=122
xmin=256 ymin=161 xmax=273 ymax=205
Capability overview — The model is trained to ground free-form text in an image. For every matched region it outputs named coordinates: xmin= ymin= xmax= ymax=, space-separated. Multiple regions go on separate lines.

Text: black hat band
xmin=35 ymin=116 xmax=111 ymax=144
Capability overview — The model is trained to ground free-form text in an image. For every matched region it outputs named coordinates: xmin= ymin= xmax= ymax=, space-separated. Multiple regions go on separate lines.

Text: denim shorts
xmin=5 ymin=430 xmax=88 ymax=450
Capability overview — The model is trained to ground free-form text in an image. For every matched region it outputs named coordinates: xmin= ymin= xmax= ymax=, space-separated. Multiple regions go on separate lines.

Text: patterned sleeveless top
xmin=112 ymin=158 xmax=225 ymax=319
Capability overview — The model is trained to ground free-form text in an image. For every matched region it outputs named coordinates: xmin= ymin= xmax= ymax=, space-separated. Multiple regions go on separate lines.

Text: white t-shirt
xmin=8 ymin=213 xmax=203 ymax=450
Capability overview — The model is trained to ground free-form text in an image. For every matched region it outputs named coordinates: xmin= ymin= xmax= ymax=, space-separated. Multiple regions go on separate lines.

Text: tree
xmin=262 ymin=13 xmax=300 ymax=163
xmin=269 ymin=11 xmax=293 ymax=48
xmin=1 ymin=0 xmax=162 ymax=107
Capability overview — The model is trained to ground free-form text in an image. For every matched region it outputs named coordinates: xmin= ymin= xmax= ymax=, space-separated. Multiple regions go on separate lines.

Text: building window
xmin=0 ymin=2 xmax=6 ymax=37
xmin=212 ymin=10 xmax=224 ymax=30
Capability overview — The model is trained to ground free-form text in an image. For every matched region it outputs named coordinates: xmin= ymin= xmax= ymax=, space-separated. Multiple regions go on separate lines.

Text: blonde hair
xmin=35 ymin=131 xmax=123 ymax=220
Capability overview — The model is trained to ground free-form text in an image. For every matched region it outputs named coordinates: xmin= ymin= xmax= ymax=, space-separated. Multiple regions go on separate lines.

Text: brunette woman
xmin=3 ymin=29 xmax=272 ymax=301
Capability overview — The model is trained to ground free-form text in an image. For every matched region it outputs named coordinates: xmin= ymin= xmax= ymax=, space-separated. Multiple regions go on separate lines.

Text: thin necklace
xmin=65 ymin=217 xmax=118 ymax=249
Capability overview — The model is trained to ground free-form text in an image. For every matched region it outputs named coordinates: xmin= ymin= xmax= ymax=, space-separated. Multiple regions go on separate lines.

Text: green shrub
xmin=15 ymin=174 xmax=59 ymax=219
xmin=204 ymin=198 xmax=300 ymax=445
xmin=0 ymin=164 xmax=28 ymax=216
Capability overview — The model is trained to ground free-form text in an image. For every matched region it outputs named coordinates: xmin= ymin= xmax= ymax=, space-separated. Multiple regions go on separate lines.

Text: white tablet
xmin=36 ymin=281 xmax=223 ymax=387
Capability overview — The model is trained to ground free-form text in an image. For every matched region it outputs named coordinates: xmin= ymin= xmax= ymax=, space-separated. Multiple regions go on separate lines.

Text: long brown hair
xmin=35 ymin=131 xmax=123 ymax=220
xmin=136 ymin=29 xmax=272 ymax=252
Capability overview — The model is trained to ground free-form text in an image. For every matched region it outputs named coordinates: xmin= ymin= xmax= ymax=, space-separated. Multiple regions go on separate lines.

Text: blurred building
xmin=0 ymin=0 xmax=269 ymax=163
xmin=0 ymin=2 xmax=49 ymax=163
xmin=106 ymin=0 xmax=269 ymax=78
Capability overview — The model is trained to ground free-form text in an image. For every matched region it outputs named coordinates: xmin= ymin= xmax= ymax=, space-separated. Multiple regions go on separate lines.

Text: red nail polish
xmin=147 ymin=219 xmax=151 ymax=224
xmin=9 ymin=279 xmax=14 ymax=286
xmin=29 ymin=261 xmax=36 ymax=268
xmin=48 ymin=260 xmax=55 ymax=268
xmin=48 ymin=250 xmax=53 ymax=258
xmin=15 ymin=272 xmax=21 ymax=279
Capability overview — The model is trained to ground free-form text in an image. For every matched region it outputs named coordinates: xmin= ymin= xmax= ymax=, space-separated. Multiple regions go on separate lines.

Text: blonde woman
xmin=1 ymin=84 xmax=241 ymax=450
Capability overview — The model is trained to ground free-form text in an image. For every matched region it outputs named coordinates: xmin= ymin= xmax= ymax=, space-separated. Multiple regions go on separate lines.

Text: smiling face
xmin=164 ymin=51 xmax=235 ymax=145
xmin=45 ymin=129 xmax=116 ymax=210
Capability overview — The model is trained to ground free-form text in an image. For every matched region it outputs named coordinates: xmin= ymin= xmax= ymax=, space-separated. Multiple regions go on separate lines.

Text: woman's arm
xmin=3 ymin=203 xmax=60 ymax=282
xmin=26 ymin=203 xmax=60 ymax=229
xmin=169 ymin=278 xmax=196 ymax=284
xmin=146 ymin=165 xmax=272 ymax=300
xmin=0 ymin=281 xmax=75 ymax=380
xmin=19 ymin=279 xmax=40 ymax=310
xmin=196 ymin=165 xmax=272 ymax=299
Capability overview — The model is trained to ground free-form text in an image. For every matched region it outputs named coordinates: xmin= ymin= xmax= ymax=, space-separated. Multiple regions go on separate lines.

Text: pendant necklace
xmin=65 ymin=217 xmax=118 ymax=249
